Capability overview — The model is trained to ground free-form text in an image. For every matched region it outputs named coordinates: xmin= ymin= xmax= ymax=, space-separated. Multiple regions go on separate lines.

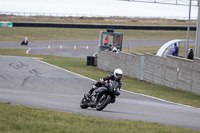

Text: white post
xmin=195 ymin=1 xmax=200 ymax=57
xmin=186 ymin=0 xmax=192 ymax=57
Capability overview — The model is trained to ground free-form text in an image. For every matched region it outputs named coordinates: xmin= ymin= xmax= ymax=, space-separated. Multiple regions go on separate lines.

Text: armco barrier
xmin=97 ymin=51 xmax=200 ymax=95
xmin=13 ymin=22 xmax=196 ymax=31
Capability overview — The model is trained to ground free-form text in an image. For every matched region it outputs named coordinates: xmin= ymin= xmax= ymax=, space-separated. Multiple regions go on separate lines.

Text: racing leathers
xmin=88 ymin=74 xmax=122 ymax=96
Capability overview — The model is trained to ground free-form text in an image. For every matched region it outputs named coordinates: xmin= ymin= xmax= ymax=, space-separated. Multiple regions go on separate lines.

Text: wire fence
xmin=0 ymin=11 xmax=197 ymax=20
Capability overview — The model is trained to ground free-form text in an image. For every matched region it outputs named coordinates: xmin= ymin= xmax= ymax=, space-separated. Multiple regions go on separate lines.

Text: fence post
xmin=140 ymin=56 xmax=145 ymax=80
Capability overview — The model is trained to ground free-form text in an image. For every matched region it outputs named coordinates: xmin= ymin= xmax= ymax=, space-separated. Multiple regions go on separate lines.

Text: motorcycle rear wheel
xmin=96 ymin=93 xmax=111 ymax=111
xmin=80 ymin=97 xmax=89 ymax=109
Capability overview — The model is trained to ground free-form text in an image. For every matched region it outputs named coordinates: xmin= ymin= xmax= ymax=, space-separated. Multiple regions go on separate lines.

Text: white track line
xmin=26 ymin=48 xmax=31 ymax=54
xmin=37 ymin=59 xmax=199 ymax=109
xmin=37 ymin=60 xmax=96 ymax=82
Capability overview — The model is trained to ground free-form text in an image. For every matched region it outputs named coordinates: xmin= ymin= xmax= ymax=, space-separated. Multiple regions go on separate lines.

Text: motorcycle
xmin=21 ymin=40 xmax=28 ymax=45
xmin=80 ymin=80 xmax=120 ymax=111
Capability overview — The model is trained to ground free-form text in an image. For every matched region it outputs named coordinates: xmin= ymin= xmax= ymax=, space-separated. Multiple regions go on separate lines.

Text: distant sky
xmin=0 ymin=0 xmax=198 ymax=19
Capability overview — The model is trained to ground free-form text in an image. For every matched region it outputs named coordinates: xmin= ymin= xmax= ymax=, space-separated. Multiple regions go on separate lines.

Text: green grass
xmin=0 ymin=27 xmax=196 ymax=42
xmin=0 ymin=102 xmax=199 ymax=133
xmin=0 ymin=48 xmax=200 ymax=108
xmin=0 ymin=49 xmax=85 ymax=60
xmin=122 ymin=46 xmax=161 ymax=54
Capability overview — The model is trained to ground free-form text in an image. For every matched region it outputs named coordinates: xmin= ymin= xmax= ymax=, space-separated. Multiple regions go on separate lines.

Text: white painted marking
xmin=121 ymin=89 xmax=199 ymax=109
xmin=26 ymin=48 xmax=31 ymax=54
xmin=37 ymin=60 xmax=96 ymax=82
xmin=37 ymin=59 xmax=199 ymax=109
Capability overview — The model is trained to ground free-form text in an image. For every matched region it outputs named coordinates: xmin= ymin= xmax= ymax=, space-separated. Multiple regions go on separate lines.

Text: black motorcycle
xmin=80 ymin=80 xmax=120 ymax=111
xmin=21 ymin=40 xmax=28 ymax=45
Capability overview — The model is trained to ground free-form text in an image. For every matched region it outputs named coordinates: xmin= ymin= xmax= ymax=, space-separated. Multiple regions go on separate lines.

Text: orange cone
xmin=60 ymin=45 xmax=62 ymax=50
xmin=74 ymin=45 xmax=76 ymax=50
xmin=86 ymin=45 xmax=88 ymax=50
xmin=48 ymin=45 xmax=50 ymax=50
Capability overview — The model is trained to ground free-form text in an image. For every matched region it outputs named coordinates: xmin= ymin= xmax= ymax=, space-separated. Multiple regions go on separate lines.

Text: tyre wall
xmin=13 ymin=22 xmax=196 ymax=31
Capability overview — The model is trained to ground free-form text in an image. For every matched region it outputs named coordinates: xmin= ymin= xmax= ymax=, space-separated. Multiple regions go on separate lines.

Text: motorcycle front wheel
xmin=96 ymin=93 xmax=111 ymax=111
xmin=80 ymin=97 xmax=89 ymax=109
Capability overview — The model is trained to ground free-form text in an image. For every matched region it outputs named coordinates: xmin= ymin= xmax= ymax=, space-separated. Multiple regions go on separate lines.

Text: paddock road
xmin=0 ymin=39 xmax=195 ymax=58
xmin=0 ymin=55 xmax=200 ymax=130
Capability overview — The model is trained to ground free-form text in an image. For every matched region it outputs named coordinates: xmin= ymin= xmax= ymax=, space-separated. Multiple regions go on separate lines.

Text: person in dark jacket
xmin=109 ymin=44 xmax=112 ymax=51
xmin=172 ymin=43 xmax=179 ymax=56
xmin=187 ymin=48 xmax=194 ymax=60
xmin=86 ymin=68 xmax=123 ymax=98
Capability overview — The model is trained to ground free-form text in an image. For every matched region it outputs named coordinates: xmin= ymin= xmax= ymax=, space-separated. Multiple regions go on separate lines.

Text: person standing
xmin=103 ymin=36 xmax=109 ymax=45
xmin=187 ymin=48 xmax=194 ymax=60
xmin=172 ymin=43 xmax=179 ymax=56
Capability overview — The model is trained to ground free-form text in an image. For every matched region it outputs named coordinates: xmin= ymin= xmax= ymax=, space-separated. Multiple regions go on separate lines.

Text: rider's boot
xmin=85 ymin=85 xmax=97 ymax=99
xmin=110 ymin=98 xmax=116 ymax=104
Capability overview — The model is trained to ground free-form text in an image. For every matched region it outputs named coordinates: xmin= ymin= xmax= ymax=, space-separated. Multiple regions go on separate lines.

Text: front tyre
xmin=96 ymin=93 xmax=111 ymax=111
xmin=80 ymin=97 xmax=89 ymax=109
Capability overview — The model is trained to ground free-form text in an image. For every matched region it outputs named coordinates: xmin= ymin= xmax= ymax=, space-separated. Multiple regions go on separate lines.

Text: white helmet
xmin=114 ymin=68 xmax=123 ymax=80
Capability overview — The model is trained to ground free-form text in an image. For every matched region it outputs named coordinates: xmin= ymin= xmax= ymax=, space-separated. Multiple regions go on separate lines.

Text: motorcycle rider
xmin=86 ymin=68 xmax=123 ymax=99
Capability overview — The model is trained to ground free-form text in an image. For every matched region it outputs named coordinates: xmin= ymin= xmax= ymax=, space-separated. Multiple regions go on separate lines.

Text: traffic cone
xmin=60 ymin=45 xmax=62 ymax=50
xmin=48 ymin=45 xmax=50 ymax=50
xmin=86 ymin=45 xmax=88 ymax=50
xmin=74 ymin=45 xmax=76 ymax=50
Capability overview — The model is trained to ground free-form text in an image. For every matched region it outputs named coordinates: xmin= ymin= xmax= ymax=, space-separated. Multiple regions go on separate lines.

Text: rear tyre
xmin=80 ymin=97 xmax=89 ymax=109
xmin=96 ymin=93 xmax=111 ymax=111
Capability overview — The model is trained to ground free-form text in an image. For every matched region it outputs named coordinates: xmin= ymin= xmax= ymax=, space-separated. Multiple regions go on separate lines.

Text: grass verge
xmin=0 ymin=27 xmax=196 ymax=42
xmin=0 ymin=48 xmax=200 ymax=108
xmin=0 ymin=102 xmax=199 ymax=133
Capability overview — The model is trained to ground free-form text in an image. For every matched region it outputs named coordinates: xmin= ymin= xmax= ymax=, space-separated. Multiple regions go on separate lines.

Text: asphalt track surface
xmin=1 ymin=39 xmax=196 ymax=58
xmin=0 ymin=40 xmax=200 ymax=130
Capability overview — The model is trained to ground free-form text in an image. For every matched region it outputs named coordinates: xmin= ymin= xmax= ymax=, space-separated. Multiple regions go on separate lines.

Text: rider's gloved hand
xmin=92 ymin=85 xmax=97 ymax=89
xmin=99 ymin=78 xmax=105 ymax=84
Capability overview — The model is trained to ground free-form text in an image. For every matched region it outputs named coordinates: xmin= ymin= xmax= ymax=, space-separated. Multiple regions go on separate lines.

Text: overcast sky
xmin=0 ymin=0 xmax=198 ymax=19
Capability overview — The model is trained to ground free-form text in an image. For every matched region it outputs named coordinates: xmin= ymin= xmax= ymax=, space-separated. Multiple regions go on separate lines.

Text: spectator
xmin=187 ymin=48 xmax=194 ymax=60
xmin=172 ymin=43 xmax=179 ymax=56
xmin=111 ymin=46 xmax=118 ymax=53
xmin=109 ymin=44 xmax=112 ymax=51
